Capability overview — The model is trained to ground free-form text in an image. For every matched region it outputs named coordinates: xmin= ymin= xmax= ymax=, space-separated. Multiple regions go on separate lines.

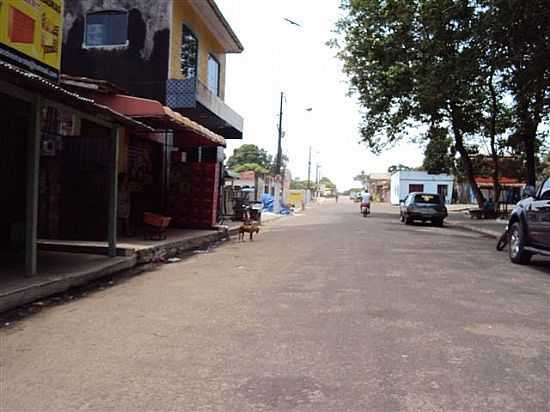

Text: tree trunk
xmin=450 ymin=103 xmax=485 ymax=207
xmin=525 ymin=135 xmax=537 ymax=187
xmin=488 ymin=72 xmax=501 ymax=205
xmin=516 ymin=83 xmax=543 ymax=188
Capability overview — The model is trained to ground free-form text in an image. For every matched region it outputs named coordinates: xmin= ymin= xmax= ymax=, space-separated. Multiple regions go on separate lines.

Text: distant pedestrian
xmin=335 ymin=194 xmax=339 ymax=203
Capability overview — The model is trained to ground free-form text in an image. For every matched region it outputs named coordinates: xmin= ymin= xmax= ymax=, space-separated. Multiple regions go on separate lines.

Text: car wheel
xmin=509 ymin=222 xmax=532 ymax=265
xmin=433 ymin=218 xmax=444 ymax=227
xmin=405 ymin=216 xmax=413 ymax=225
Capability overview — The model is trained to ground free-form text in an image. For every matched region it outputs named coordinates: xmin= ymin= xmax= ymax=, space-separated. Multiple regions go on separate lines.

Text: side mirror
xmin=522 ymin=186 xmax=536 ymax=199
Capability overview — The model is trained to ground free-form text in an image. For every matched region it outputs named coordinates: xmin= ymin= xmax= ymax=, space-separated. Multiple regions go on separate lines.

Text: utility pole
xmin=307 ymin=146 xmax=312 ymax=191
xmin=275 ymin=91 xmax=284 ymax=176
xmin=315 ymin=163 xmax=320 ymax=198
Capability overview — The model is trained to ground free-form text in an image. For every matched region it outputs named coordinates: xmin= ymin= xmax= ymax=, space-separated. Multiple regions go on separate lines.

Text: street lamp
xmin=275 ymin=18 xmax=305 ymax=177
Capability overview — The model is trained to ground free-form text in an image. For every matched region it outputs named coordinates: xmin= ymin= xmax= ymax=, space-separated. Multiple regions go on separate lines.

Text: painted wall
xmin=61 ymin=0 xmax=171 ymax=102
xmin=170 ymin=2 xmax=226 ymax=100
xmin=391 ymin=172 xmax=454 ymax=205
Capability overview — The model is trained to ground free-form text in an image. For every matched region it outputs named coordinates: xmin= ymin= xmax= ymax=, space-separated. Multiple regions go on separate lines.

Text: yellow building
xmin=62 ymin=0 xmax=244 ymax=140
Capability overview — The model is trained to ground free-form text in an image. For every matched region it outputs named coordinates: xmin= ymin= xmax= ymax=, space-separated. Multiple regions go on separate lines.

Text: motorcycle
xmin=361 ymin=203 xmax=371 ymax=217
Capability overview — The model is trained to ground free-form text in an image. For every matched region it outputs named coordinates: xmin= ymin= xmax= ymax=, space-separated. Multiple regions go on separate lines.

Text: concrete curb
xmin=0 ymin=256 xmax=136 ymax=313
xmin=0 ymin=212 xmax=294 ymax=315
xmin=447 ymin=221 xmax=503 ymax=240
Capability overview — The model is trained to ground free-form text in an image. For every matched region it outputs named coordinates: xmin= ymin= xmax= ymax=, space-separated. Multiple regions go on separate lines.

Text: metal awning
xmin=0 ymin=61 xmax=152 ymax=131
xmin=94 ymin=94 xmax=226 ymax=147
xmin=475 ymin=177 xmax=525 ymax=188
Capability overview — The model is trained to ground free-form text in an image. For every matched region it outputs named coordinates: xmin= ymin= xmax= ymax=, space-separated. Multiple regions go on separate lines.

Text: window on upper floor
xmin=85 ymin=11 xmax=128 ymax=47
xmin=207 ymin=54 xmax=220 ymax=96
xmin=181 ymin=25 xmax=198 ymax=79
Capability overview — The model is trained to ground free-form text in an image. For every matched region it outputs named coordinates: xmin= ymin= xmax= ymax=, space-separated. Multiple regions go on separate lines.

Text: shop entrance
xmin=59 ymin=120 xmax=111 ymax=241
xmin=0 ymin=93 xmax=29 ymax=267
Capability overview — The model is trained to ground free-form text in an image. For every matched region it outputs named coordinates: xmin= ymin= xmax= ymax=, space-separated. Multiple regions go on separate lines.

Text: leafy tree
xmin=422 ymin=126 xmax=454 ymax=174
xmin=227 ymin=144 xmax=273 ymax=171
xmin=353 ymin=170 xmax=369 ymax=187
xmin=319 ymin=177 xmax=336 ymax=188
xmin=483 ymin=0 xmax=550 ymax=187
xmin=387 ymin=164 xmax=413 ymax=174
xmin=332 ymin=0 xmax=549 ymax=202
xmin=290 ymin=179 xmax=309 ymax=190
xmin=233 ymin=163 xmax=269 ymax=174
xmin=331 ymin=0 xmax=515 ymax=205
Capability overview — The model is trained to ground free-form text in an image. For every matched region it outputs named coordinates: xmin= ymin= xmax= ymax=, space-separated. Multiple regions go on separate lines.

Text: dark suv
xmin=400 ymin=192 xmax=448 ymax=226
xmin=508 ymin=176 xmax=550 ymax=264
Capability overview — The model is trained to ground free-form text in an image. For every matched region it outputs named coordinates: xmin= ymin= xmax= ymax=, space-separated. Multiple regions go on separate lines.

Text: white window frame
xmin=207 ymin=54 xmax=220 ymax=96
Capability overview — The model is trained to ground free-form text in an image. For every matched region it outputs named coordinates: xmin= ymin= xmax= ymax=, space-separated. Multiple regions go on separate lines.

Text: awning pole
xmin=25 ymin=96 xmax=42 ymax=277
xmin=107 ymin=126 xmax=120 ymax=257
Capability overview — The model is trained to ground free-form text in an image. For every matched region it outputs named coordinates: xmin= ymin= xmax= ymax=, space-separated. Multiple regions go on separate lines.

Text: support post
xmin=107 ymin=126 xmax=120 ymax=257
xmin=307 ymin=146 xmax=312 ymax=192
xmin=275 ymin=91 xmax=284 ymax=175
xmin=25 ymin=96 xmax=42 ymax=277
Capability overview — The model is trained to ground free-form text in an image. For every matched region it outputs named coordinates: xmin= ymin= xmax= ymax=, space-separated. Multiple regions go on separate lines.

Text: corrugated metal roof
xmin=0 ymin=61 xmax=152 ymax=131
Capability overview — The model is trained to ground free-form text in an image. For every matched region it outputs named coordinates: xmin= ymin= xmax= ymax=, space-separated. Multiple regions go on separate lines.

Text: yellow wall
xmin=170 ymin=1 xmax=226 ymax=100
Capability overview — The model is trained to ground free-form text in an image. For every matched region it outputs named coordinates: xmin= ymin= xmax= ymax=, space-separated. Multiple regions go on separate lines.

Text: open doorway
xmin=0 ymin=92 xmax=30 ymax=269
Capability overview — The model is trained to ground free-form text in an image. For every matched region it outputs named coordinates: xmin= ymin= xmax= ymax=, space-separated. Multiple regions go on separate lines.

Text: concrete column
xmin=107 ymin=126 xmax=120 ymax=257
xmin=25 ymin=96 xmax=42 ymax=277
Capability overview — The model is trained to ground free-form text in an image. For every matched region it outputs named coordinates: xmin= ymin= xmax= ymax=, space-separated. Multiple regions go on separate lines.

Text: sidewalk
xmin=446 ymin=211 xmax=507 ymax=239
xmin=0 ymin=214 xmax=291 ymax=314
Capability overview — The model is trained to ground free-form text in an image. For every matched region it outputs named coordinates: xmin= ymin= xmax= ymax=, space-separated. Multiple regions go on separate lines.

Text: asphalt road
xmin=1 ymin=201 xmax=549 ymax=411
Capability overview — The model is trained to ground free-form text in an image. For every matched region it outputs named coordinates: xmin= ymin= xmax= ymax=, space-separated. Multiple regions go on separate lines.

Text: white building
xmin=390 ymin=171 xmax=454 ymax=205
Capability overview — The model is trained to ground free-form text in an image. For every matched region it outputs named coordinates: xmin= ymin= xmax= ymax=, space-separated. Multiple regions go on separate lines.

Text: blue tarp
xmin=261 ymin=193 xmax=274 ymax=212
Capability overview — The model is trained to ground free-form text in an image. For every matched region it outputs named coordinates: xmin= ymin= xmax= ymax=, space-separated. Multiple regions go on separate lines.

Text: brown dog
xmin=238 ymin=223 xmax=260 ymax=241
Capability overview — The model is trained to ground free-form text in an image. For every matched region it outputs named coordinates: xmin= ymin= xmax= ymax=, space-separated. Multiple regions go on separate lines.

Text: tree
xmin=422 ymin=126 xmax=454 ymax=174
xmin=332 ymin=0 xmax=550 ymax=204
xmin=483 ymin=0 xmax=550 ymax=187
xmin=227 ymin=144 xmax=273 ymax=171
xmin=290 ymin=179 xmax=309 ymax=190
xmin=388 ymin=164 xmax=412 ymax=174
xmin=233 ymin=163 xmax=269 ymax=174
xmin=353 ymin=170 xmax=369 ymax=187
xmin=319 ymin=177 xmax=336 ymax=188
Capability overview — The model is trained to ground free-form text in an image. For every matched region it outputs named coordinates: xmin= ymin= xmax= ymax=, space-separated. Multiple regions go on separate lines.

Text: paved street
xmin=1 ymin=201 xmax=549 ymax=411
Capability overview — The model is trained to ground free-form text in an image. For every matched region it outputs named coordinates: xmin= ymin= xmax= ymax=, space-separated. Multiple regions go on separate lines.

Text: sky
xmin=216 ymin=0 xmax=425 ymax=190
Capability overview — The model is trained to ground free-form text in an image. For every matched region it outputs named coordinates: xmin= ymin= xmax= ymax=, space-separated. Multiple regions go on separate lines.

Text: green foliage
xmin=332 ymin=0 xmax=550 ymax=201
xmin=422 ymin=126 xmax=454 ymax=174
xmin=353 ymin=170 xmax=368 ymax=187
xmin=290 ymin=179 xmax=310 ymax=190
xmin=227 ymin=144 xmax=273 ymax=171
xmin=319 ymin=177 xmax=336 ymax=188
xmin=387 ymin=164 xmax=413 ymax=174
xmin=233 ymin=163 xmax=269 ymax=174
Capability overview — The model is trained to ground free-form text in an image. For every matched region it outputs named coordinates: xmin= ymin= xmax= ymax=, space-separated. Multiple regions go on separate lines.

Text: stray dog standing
xmin=238 ymin=223 xmax=260 ymax=241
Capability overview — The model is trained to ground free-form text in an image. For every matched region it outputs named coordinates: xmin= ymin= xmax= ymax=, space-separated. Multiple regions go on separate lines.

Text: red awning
xmin=94 ymin=94 xmax=226 ymax=147
xmin=475 ymin=176 xmax=525 ymax=188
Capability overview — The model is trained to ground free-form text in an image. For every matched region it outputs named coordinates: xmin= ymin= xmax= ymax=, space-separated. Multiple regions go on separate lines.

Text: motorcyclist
xmin=360 ymin=189 xmax=371 ymax=215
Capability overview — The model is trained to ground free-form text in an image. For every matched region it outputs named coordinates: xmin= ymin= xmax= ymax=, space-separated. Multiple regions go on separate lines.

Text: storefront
xmin=93 ymin=94 xmax=227 ymax=230
xmin=0 ymin=61 xmax=149 ymax=276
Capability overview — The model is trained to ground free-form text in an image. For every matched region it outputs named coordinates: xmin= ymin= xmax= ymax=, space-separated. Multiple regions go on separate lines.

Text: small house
xmin=391 ymin=171 xmax=454 ymax=205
